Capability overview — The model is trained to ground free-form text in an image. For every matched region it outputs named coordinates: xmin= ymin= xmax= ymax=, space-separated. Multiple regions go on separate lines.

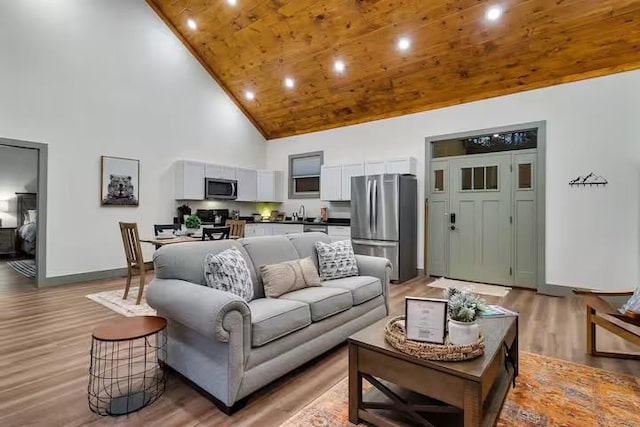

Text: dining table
xmin=141 ymin=234 xmax=239 ymax=250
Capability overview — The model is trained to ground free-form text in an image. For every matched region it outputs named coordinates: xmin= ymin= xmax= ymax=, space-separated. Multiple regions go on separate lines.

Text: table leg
xmin=348 ymin=343 xmax=362 ymax=423
xmin=463 ymin=382 xmax=481 ymax=427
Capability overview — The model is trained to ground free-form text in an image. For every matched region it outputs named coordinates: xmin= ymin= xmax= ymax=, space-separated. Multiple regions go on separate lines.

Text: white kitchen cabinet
xmin=257 ymin=170 xmax=284 ymax=202
xmin=385 ymin=157 xmax=417 ymax=175
xmin=254 ymin=223 xmax=272 ymax=236
xmin=175 ymin=160 xmax=205 ymax=200
xmin=271 ymin=224 xmax=304 ymax=235
xmin=328 ymin=225 xmax=351 ymax=237
xmin=320 ymin=165 xmax=342 ymax=201
xmin=365 ymin=160 xmax=386 ymax=175
xmin=341 ymin=163 xmax=364 ymax=201
xmin=244 ymin=224 xmax=257 ymax=237
xmin=205 ymin=164 xmax=236 ymax=180
xmin=236 ymin=168 xmax=257 ymax=201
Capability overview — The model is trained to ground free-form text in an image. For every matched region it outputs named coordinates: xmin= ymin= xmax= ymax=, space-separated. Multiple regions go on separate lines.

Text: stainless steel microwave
xmin=205 ymin=178 xmax=237 ymax=200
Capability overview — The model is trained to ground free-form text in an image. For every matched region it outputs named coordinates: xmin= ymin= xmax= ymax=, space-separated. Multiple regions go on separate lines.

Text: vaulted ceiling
xmin=147 ymin=0 xmax=640 ymax=139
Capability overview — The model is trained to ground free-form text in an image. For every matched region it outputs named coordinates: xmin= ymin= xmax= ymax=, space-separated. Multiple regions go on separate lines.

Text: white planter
xmin=186 ymin=228 xmax=199 ymax=236
xmin=448 ymin=319 xmax=479 ymax=346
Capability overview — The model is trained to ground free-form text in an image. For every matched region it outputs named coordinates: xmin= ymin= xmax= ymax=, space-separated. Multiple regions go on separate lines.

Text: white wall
xmin=0 ymin=1 xmax=266 ymax=277
xmin=267 ymin=70 xmax=640 ymax=290
xmin=0 ymin=145 xmax=39 ymax=227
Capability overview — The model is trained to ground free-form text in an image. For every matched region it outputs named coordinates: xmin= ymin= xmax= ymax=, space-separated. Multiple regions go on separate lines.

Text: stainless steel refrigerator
xmin=351 ymin=174 xmax=417 ymax=282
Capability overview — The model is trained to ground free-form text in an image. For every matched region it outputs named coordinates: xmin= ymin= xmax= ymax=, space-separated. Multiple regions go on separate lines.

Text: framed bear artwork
xmin=100 ymin=156 xmax=140 ymax=206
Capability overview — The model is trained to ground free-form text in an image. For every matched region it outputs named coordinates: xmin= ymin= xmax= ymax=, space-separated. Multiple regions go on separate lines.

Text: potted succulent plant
xmin=184 ymin=215 xmax=202 ymax=236
xmin=444 ymin=287 xmax=487 ymax=345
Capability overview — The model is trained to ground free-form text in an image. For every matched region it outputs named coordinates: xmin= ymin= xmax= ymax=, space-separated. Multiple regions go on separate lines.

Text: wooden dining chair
xmin=119 ymin=222 xmax=146 ymax=305
xmin=202 ymin=226 xmax=231 ymax=241
xmin=573 ymin=289 xmax=640 ymax=359
xmin=154 ymin=223 xmax=180 ymax=236
xmin=225 ymin=219 xmax=246 ymax=239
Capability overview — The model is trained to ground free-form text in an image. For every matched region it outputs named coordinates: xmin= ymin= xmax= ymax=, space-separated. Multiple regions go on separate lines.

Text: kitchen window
xmin=289 ymin=151 xmax=323 ymax=199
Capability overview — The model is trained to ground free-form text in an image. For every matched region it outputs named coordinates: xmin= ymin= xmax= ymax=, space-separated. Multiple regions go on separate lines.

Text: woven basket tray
xmin=384 ymin=315 xmax=485 ymax=362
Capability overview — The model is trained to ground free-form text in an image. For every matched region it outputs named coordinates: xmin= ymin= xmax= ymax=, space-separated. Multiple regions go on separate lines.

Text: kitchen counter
xmin=239 ymin=217 xmax=350 ymax=226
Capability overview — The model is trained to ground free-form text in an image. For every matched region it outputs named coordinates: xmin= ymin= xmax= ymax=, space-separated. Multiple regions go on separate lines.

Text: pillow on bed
xmin=27 ymin=210 xmax=37 ymax=223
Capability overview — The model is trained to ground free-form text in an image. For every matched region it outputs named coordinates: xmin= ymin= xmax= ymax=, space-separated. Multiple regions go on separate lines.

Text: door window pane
xmin=486 ymin=166 xmax=498 ymax=190
xmin=473 ymin=167 xmax=485 ymax=190
xmin=461 ymin=168 xmax=472 ymax=190
xmin=434 ymin=169 xmax=444 ymax=191
xmin=518 ymin=163 xmax=532 ymax=189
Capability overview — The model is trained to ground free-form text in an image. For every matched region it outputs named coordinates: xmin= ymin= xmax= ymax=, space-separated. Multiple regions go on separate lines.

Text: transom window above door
xmin=432 ymin=129 xmax=537 ymax=158
xmin=461 ymin=166 xmax=498 ymax=191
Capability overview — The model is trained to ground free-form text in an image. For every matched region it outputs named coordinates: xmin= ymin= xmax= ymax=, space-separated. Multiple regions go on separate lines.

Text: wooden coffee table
xmin=348 ymin=316 xmax=518 ymax=427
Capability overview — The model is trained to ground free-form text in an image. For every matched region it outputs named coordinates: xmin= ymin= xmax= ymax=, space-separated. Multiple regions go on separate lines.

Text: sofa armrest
xmin=146 ymin=278 xmax=251 ymax=343
xmin=355 ymin=254 xmax=392 ymax=311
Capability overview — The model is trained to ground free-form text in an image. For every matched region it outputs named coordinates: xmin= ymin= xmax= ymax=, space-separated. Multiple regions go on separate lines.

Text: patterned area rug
xmin=7 ymin=259 xmax=36 ymax=278
xmin=429 ymin=277 xmax=511 ymax=297
xmin=281 ymin=352 xmax=640 ymax=427
xmin=86 ymin=287 xmax=156 ymax=317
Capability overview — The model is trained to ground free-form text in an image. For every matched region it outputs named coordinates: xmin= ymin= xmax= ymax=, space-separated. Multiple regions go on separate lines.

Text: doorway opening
xmin=424 ymin=122 xmax=545 ymax=290
xmin=0 ymin=137 xmax=47 ymax=289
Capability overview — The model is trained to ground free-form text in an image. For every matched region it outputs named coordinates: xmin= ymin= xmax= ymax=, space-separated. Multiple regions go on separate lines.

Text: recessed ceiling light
xmin=334 ymin=60 xmax=346 ymax=73
xmin=227 ymin=0 xmax=237 ymax=5
xmin=186 ymin=18 xmax=197 ymax=30
xmin=397 ymin=37 xmax=411 ymax=51
xmin=244 ymin=90 xmax=255 ymax=101
xmin=486 ymin=6 xmax=503 ymax=21
xmin=284 ymin=77 xmax=295 ymax=89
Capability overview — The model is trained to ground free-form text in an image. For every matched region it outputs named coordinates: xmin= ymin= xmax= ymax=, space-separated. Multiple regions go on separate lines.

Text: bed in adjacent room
xmin=15 ymin=192 xmax=37 ymax=257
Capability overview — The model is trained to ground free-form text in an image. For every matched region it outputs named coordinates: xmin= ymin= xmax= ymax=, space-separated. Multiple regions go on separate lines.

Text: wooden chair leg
xmin=123 ymin=268 xmax=132 ymax=300
xmin=586 ymin=305 xmax=596 ymax=355
xmin=136 ymin=270 xmax=146 ymax=305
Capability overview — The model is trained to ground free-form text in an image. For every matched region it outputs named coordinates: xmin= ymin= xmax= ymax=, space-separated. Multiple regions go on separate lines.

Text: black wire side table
xmin=88 ymin=316 xmax=167 ymax=416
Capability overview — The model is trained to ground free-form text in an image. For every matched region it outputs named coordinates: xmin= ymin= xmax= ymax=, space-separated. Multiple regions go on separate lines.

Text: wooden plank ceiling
xmin=147 ymin=0 xmax=640 ymax=139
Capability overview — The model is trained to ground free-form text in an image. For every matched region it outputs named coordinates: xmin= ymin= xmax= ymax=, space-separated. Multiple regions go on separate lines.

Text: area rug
xmin=281 ymin=351 xmax=640 ymax=427
xmin=429 ymin=277 xmax=511 ymax=297
xmin=86 ymin=287 xmax=156 ymax=317
xmin=7 ymin=259 xmax=36 ymax=278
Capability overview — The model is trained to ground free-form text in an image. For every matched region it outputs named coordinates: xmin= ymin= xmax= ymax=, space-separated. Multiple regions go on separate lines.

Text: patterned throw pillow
xmin=315 ymin=240 xmax=359 ymax=281
xmin=260 ymin=257 xmax=321 ymax=298
xmin=204 ymin=247 xmax=254 ymax=301
xmin=620 ymin=286 xmax=640 ymax=314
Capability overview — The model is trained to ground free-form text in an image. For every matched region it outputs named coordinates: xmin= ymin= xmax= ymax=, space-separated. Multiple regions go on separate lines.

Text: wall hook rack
xmin=569 ymin=172 xmax=608 ymax=187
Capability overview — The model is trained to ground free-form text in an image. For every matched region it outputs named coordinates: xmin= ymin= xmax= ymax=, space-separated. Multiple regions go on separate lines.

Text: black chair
xmin=202 ymin=226 xmax=231 ymax=241
xmin=154 ymin=223 xmax=180 ymax=236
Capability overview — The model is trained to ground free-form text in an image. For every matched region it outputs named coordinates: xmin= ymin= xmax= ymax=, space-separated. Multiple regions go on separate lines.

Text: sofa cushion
xmin=240 ymin=236 xmax=301 ymax=288
xmin=321 ymin=276 xmax=382 ymax=305
xmin=280 ymin=286 xmax=353 ymax=322
xmin=248 ymin=298 xmax=311 ymax=347
xmin=315 ymin=240 xmax=359 ymax=281
xmin=260 ymin=257 xmax=321 ymax=298
xmin=287 ymin=232 xmax=332 ymax=271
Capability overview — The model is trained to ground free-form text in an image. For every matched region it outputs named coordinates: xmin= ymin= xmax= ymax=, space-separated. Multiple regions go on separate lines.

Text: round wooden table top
xmin=92 ymin=316 xmax=167 ymax=341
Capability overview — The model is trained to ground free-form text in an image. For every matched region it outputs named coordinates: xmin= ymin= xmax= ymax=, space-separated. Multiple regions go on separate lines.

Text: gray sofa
xmin=146 ymin=232 xmax=391 ymax=412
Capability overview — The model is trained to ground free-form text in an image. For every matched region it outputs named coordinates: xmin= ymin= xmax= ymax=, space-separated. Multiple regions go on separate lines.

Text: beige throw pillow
xmin=260 ymin=257 xmax=320 ymax=298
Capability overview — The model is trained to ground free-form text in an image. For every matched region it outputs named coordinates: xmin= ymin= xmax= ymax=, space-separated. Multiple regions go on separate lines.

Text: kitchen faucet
xmin=298 ymin=204 xmax=305 ymax=222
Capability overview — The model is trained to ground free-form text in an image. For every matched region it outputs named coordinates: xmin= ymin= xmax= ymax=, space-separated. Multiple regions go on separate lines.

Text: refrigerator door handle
xmin=372 ymin=179 xmax=378 ymax=235
xmin=352 ymin=239 xmax=398 ymax=248
xmin=366 ymin=179 xmax=372 ymax=234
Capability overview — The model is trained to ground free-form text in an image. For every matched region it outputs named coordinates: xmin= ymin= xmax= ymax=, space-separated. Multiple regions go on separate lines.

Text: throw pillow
xmin=260 ymin=257 xmax=320 ymax=298
xmin=315 ymin=240 xmax=359 ymax=281
xmin=620 ymin=286 xmax=640 ymax=314
xmin=204 ymin=247 xmax=254 ymax=301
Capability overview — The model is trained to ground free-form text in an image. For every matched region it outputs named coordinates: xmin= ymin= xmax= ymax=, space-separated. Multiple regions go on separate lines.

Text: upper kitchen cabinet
xmin=236 ymin=167 xmax=258 ymax=202
xmin=341 ymin=163 xmax=365 ymax=201
xmin=320 ymin=165 xmax=342 ymax=201
xmin=175 ymin=160 xmax=205 ymax=200
xmin=257 ymin=170 xmax=284 ymax=202
xmin=321 ymin=163 xmax=364 ymax=201
xmin=385 ymin=157 xmax=417 ymax=175
xmin=365 ymin=160 xmax=386 ymax=175
xmin=205 ymin=164 xmax=236 ymax=180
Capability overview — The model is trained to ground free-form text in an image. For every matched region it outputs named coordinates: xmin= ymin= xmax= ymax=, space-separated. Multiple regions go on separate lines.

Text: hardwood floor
xmin=0 ymin=271 xmax=637 ymax=427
